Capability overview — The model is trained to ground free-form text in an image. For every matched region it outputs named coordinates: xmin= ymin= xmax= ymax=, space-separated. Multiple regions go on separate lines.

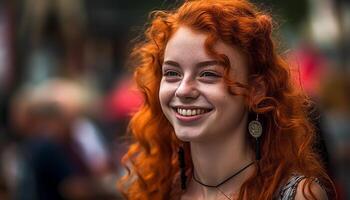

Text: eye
xmin=198 ymin=71 xmax=222 ymax=83
xmin=200 ymin=71 xmax=221 ymax=77
xmin=163 ymin=70 xmax=182 ymax=82
xmin=164 ymin=70 xmax=181 ymax=77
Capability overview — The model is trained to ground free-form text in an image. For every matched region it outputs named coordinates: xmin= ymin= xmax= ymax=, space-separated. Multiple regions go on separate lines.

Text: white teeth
xmin=176 ymin=108 xmax=209 ymax=116
xmin=191 ymin=110 xmax=196 ymax=115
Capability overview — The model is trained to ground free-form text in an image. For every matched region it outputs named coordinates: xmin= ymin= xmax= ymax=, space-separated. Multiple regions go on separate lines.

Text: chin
xmin=175 ymin=135 xmax=191 ymax=142
xmin=174 ymin=130 xmax=206 ymax=142
xmin=173 ymin=131 xmax=190 ymax=142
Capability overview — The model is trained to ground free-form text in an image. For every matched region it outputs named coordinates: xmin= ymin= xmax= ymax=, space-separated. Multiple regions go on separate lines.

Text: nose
xmin=175 ymin=78 xmax=199 ymax=100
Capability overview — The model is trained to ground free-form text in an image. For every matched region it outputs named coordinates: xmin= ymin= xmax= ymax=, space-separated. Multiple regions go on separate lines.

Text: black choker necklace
xmin=193 ymin=161 xmax=255 ymax=188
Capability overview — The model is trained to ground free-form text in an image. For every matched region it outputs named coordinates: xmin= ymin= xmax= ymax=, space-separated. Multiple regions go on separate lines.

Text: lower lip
xmin=174 ymin=110 xmax=210 ymax=123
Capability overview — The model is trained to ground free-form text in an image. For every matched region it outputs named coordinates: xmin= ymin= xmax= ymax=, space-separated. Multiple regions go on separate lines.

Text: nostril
xmin=175 ymin=88 xmax=200 ymax=99
xmin=175 ymin=80 xmax=199 ymax=99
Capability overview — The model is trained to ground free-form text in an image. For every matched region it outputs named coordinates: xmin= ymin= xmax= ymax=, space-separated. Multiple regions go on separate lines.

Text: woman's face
xmin=159 ymin=26 xmax=249 ymax=142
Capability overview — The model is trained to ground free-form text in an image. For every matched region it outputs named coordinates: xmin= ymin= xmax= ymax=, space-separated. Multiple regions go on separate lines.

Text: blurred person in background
xmin=18 ymin=0 xmax=87 ymax=84
xmin=3 ymin=79 xmax=120 ymax=200
xmin=320 ymin=72 xmax=350 ymax=200
xmin=3 ymin=0 xmax=144 ymax=199
xmin=118 ymin=0 xmax=336 ymax=199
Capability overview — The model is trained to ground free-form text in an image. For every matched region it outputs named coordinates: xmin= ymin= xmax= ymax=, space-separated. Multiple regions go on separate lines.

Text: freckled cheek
xmin=206 ymin=90 xmax=245 ymax=111
xmin=159 ymin=82 xmax=177 ymax=106
xmin=200 ymin=84 xmax=228 ymax=98
xmin=221 ymin=95 xmax=247 ymax=113
xmin=200 ymin=87 xmax=226 ymax=107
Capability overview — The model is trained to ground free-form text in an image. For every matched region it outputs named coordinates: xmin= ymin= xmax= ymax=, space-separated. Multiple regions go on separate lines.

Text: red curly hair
xmin=118 ymin=0 xmax=336 ymax=199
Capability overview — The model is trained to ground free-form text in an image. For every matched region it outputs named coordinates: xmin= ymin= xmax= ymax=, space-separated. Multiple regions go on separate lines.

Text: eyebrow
xmin=163 ymin=60 xmax=220 ymax=68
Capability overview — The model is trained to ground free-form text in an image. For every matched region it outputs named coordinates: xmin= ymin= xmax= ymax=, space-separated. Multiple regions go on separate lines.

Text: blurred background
xmin=0 ymin=0 xmax=348 ymax=199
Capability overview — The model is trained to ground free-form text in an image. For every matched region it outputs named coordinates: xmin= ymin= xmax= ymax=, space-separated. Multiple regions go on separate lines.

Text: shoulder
xmin=294 ymin=178 xmax=328 ymax=200
xmin=278 ymin=175 xmax=328 ymax=200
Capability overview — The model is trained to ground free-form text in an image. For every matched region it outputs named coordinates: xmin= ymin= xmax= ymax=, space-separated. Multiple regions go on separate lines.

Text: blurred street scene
xmin=0 ymin=0 xmax=349 ymax=199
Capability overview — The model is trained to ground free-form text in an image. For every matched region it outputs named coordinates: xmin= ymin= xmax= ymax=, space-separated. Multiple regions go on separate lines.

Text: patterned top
xmin=277 ymin=175 xmax=306 ymax=200
xmin=277 ymin=175 xmax=323 ymax=200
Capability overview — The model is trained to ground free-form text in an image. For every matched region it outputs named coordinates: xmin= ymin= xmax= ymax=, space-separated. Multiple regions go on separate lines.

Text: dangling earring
xmin=248 ymin=113 xmax=263 ymax=160
xmin=178 ymin=146 xmax=187 ymax=190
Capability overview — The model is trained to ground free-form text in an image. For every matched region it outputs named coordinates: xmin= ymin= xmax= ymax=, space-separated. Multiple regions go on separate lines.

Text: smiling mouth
xmin=173 ymin=107 xmax=212 ymax=116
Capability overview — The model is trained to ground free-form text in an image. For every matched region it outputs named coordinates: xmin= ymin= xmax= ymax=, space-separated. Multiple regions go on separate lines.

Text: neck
xmin=190 ymin=135 xmax=254 ymax=185
xmin=188 ymin=118 xmax=255 ymax=198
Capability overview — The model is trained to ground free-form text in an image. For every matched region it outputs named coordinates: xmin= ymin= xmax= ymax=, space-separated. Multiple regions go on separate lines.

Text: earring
xmin=248 ymin=113 xmax=262 ymax=160
xmin=178 ymin=146 xmax=187 ymax=190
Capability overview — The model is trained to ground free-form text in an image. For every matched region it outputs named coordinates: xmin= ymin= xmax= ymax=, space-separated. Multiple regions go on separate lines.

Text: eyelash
xmin=200 ymin=71 xmax=221 ymax=77
xmin=163 ymin=70 xmax=181 ymax=77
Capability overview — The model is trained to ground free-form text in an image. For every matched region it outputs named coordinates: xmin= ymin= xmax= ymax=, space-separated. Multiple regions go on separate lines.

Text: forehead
xmin=164 ymin=26 xmax=209 ymax=62
xmin=164 ymin=26 xmax=248 ymax=75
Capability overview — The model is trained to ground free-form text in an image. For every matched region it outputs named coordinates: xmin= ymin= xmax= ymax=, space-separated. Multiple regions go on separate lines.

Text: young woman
xmin=118 ymin=0 xmax=336 ymax=199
